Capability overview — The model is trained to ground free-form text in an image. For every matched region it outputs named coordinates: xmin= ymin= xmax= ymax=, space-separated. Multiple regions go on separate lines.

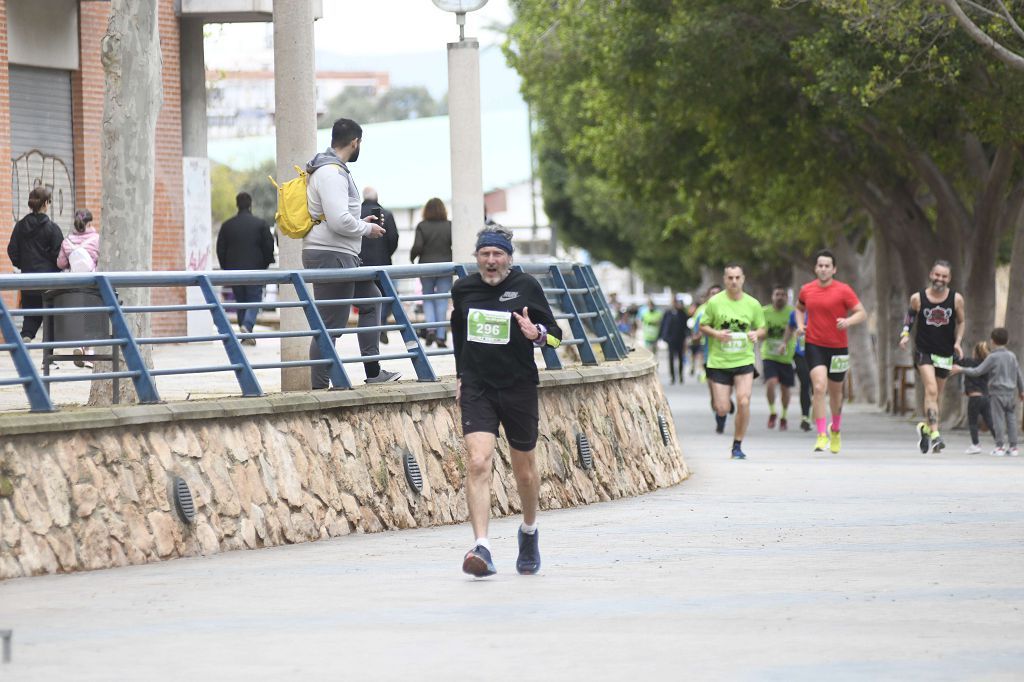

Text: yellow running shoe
xmin=814 ymin=433 xmax=829 ymax=452
xmin=829 ymin=428 xmax=841 ymax=454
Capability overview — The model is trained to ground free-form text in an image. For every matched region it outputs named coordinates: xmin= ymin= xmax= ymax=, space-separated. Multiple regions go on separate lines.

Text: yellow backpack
xmin=268 ymin=164 xmax=338 ymax=239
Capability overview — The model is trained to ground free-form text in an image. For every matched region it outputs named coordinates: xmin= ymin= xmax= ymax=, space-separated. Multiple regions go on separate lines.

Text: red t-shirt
xmin=798 ymin=279 xmax=861 ymax=348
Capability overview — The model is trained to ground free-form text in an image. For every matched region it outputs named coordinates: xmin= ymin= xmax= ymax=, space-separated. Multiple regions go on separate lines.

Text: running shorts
xmin=707 ymin=364 xmax=756 ymax=386
xmin=459 ymin=378 xmax=539 ymax=451
xmin=913 ymin=350 xmax=952 ymax=380
xmin=805 ymin=342 xmax=849 ymax=382
xmin=762 ymin=359 xmax=795 ymax=387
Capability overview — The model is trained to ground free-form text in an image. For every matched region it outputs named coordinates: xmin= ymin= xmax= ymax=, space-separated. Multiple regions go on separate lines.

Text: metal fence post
xmin=95 ymin=277 xmax=161 ymax=403
xmin=376 ymin=270 xmax=436 ymax=382
xmin=0 ymin=298 xmax=53 ymax=411
xmin=548 ymin=265 xmax=598 ymax=365
xmin=196 ymin=276 xmax=264 ymax=397
xmin=0 ymin=629 xmax=10 ymax=663
xmin=580 ymin=265 xmax=629 ymax=357
xmin=571 ymin=264 xmax=622 ymax=361
xmin=289 ymin=272 xmax=351 ymax=389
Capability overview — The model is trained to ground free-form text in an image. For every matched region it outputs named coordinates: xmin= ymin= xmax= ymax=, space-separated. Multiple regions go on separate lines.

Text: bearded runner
xmin=898 ymin=259 xmax=965 ymax=454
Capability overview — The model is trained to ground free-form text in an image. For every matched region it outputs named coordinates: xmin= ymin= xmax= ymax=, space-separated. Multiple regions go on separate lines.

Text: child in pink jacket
xmin=57 ymin=209 xmax=100 ymax=272
xmin=58 ymin=210 xmax=100 ymax=366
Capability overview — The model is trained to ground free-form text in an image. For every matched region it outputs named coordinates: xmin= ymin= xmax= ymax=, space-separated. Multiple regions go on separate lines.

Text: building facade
xmin=0 ymin=0 xmax=185 ymax=334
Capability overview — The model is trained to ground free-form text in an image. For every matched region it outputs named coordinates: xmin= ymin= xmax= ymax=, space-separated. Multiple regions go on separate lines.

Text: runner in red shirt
xmin=796 ymin=250 xmax=867 ymax=454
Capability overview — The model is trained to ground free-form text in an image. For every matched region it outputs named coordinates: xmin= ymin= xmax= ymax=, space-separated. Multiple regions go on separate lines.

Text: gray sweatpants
xmin=989 ymin=392 xmax=1019 ymax=448
xmin=301 ymin=249 xmax=381 ymax=388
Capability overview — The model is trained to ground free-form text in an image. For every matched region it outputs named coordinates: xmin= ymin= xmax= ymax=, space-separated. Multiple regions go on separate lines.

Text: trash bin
xmin=43 ymin=288 xmax=109 ymax=343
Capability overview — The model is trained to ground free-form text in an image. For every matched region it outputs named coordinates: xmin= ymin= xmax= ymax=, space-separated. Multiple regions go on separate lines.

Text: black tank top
xmin=914 ymin=288 xmax=956 ymax=356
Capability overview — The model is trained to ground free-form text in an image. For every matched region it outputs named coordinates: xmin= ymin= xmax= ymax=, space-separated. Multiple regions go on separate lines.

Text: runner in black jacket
xmin=450 ymin=227 xmax=561 ymax=578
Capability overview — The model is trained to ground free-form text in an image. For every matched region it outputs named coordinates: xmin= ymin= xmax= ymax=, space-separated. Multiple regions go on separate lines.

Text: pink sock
xmin=831 ymin=415 xmax=842 ymax=432
xmin=816 ymin=418 xmax=827 ymax=435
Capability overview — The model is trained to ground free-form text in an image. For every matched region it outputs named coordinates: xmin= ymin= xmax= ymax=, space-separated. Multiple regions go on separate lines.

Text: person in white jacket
xmin=302 ymin=117 xmax=400 ymax=388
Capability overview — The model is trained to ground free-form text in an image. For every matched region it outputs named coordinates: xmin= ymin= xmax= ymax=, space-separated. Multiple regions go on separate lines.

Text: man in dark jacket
xmin=659 ymin=295 xmax=691 ymax=384
xmin=216 ymin=192 xmax=275 ymax=344
xmin=359 ymin=187 xmax=399 ymax=343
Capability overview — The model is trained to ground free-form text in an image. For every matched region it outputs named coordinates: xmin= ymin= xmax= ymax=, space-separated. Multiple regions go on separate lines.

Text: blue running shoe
xmin=730 ymin=445 xmax=746 ymax=460
xmin=462 ymin=544 xmax=496 ymax=577
xmin=516 ymin=528 xmax=541 ymax=575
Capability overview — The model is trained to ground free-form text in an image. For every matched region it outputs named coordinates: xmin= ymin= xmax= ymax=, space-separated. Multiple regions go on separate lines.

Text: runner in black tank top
xmin=914 ymin=287 xmax=956 ymax=358
xmin=899 ymin=261 xmax=965 ymax=454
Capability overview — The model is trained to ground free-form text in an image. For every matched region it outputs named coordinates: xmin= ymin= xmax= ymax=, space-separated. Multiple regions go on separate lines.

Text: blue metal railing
xmin=0 ymin=262 xmax=626 ymax=412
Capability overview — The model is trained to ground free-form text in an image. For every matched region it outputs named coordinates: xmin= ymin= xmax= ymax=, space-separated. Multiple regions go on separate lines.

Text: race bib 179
xmin=722 ymin=332 xmax=749 ymax=354
xmin=466 ymin=308 xmax=511 ymax=345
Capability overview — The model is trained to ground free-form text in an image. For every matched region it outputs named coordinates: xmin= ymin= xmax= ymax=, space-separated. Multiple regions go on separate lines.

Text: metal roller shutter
xmin=9 ymin=65 xmax=76 ymax=226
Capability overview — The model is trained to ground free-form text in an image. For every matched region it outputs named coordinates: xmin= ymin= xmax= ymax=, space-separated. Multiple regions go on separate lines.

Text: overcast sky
xmin=205 ymin=0 xmax=514 ymax=66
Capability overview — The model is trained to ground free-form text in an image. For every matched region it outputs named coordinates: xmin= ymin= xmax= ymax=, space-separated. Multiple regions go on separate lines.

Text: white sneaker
xmin=1009 ymin=448 xmax=1020 ymax=457
xmin=991 ymin=447 xmax=1007 ymax=457
xmin=965 ymin=444 xmax=981 ymax=454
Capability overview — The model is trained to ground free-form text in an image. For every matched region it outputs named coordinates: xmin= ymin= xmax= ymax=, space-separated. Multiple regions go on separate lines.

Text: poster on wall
xmin=183 ymin=157 xmax=213 ymax=336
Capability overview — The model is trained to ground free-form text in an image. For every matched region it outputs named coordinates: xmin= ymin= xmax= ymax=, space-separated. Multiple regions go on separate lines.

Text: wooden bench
xmin=892 ymin=364 xmax=915 ymax=415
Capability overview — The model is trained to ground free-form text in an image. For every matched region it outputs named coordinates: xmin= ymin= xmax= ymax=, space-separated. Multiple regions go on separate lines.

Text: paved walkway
xmin=1 ymin=371 xmax=1022 ymax=680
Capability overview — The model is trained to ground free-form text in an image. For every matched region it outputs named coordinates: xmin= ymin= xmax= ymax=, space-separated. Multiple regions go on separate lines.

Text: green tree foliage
xmin=506 ymin=0 xmax=1024 ymax=343
xmin=211 ymin=160 xmax=277 ymax=226
xmin=321 ymin=85 xmax=445 ymax=125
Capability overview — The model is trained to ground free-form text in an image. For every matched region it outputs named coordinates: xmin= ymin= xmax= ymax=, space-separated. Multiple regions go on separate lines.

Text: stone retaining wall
xmin=0 ymin=355 xmax=685 ymax=580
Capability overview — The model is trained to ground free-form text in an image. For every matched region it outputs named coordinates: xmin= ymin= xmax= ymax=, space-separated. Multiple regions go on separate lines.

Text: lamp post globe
xmin=432 ymin=0 xmax=489 ymax=40
xmin=431 ymin=0 xmax=488 ymax=12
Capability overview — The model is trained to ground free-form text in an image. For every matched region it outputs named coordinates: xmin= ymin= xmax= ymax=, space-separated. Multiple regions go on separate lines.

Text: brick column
xmin=73 ymin=1 xmax=109 ymax=237
xmin=151 ymin=0 xmax=185 ymax=336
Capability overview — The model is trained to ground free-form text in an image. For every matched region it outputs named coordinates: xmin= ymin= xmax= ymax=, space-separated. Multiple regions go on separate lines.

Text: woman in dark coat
xmin=7 ymin=187 xmax=64 ymax=341
xmin=409 ymin=197 xmax=453 ymax=348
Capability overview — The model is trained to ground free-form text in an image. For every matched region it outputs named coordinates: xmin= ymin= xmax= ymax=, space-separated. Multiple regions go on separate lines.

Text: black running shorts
xmin=707 ymin=364 xmax=756 ymax=386
xmin=459 ymin=378 xmax=539 ymax=451
xmin=913 ymin=350 xmax=952 ymax=379
xmin=762 ymin=359 xmax=796 ymax=387
xmin=805 ymin=342 xmax=849 ymax=382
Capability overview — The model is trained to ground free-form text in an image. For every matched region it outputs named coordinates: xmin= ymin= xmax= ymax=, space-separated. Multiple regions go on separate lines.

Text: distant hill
xmin=315 ymin=44 xmax=523 ymax=113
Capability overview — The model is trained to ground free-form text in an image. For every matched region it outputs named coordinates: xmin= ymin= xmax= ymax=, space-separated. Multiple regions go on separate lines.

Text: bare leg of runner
xmin=509 ymin=448 xmax=539 ymax=527
xmin=465 ymin=432 xmax=496 ymax=540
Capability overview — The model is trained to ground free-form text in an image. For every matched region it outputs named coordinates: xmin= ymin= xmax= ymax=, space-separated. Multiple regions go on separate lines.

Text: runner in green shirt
xmin=761 ymin=286 xmax=797 ymax=431
xmin=699 ymin=264 xmax=766 ymax=459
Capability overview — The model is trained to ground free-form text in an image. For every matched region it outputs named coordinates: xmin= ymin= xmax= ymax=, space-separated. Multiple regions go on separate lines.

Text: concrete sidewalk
xmin=0 ymin=374 xmax=1022 ymax=680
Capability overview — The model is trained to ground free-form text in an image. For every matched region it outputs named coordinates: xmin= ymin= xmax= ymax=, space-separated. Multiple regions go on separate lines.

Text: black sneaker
xmin=462 ymin=544 xmax=497 ymax=577
xmin=516 ymin=528 xmax=541 ymax=575
xmin=800 ymin=417 xmax=812 ymax=432
xmin=916 ymin=422 xmax=930 ymax=453
xmin=930 ymin=435 xmax=946 ymax=453
xmin=730 ymin=445 xmax=746 ymax=460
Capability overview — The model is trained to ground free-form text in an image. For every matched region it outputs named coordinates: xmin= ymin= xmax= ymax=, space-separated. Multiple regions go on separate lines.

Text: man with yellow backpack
xmin=273 ymin=117 xmax=398 ymax=388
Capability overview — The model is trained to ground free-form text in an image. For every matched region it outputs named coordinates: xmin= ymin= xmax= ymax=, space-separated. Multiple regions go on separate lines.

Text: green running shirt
xmin=702 ymin=292 xmax=766 ymax=369
xmin=761 ymin=304 xmax=796 ymax=363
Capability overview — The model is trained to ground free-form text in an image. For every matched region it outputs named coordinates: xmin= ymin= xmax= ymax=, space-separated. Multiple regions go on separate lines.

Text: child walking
xmin=958 ymin=341 xmax=996 ymax=454
xmin=57 ymin=210 xmax=100 ymax=367
xmin=952 ymin=328 xmax=1024 ymax=456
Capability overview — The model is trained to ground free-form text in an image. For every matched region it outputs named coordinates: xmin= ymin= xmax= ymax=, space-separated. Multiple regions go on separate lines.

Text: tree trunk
xmin=1004 ymin=213 xmax=1024 ymax=362
xmin=89 ymin=0 xmax=163 ymax=406
xmin=832 ymin=232 xmax=878 ymax=404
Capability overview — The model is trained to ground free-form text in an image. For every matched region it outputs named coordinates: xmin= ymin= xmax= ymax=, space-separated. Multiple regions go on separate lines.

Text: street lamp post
xmin=433 ymin=0 xmax=488 ymax=262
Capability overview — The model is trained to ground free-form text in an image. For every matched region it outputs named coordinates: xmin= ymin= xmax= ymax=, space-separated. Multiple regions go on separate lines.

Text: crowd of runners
xmin=652 ymin=251 xmax=1023 ymax=461
xmin=453 ymin=236 xmax=1021 ymax=578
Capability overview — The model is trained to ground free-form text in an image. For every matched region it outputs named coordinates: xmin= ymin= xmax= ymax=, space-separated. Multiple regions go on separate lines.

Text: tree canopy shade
xmin=505 ymin=0 xmax=1024 ymax=312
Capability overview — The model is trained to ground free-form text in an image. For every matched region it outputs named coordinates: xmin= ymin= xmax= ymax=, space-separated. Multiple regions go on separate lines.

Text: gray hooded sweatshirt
xmin=958 ymin=346 xmax=1024 ymax=395
xmin=303 ymin=148 xmax=374 ymax=256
